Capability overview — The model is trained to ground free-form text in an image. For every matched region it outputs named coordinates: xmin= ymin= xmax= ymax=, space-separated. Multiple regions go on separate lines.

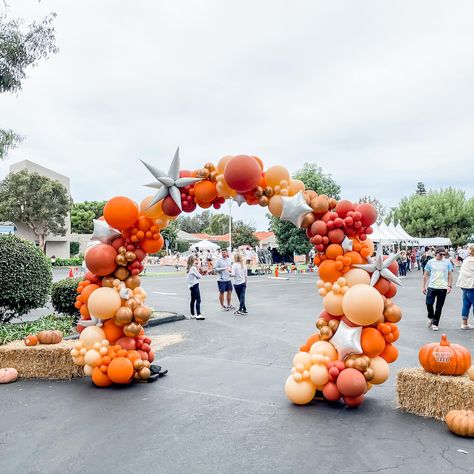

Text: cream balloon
xmin=309 ymin=341 xmax=338 ymax=360
xmin=344 ymin=268 xmax=371 ymax=287
xmin=369 ymin=356 xmax=390 ymax=384
xmin=83 ymin=364 xmax=93 ymax=376
xmin=293 ymin=352 xmax=312 ymax=370
xmin=285 ymin=376 xmax=316 ymax=405
xmin=309 ymin=364 xmax=329 ymax=386
xmin=87 ymin=287 xmax=122 ymax=320
xmin=268 ymin=195 xmax=283 ymax=217
xmin=84 ymin=349 xmax=101 ymax=367
xmin=342 ymin=284 xmax=384 ymax=326
xmin=323 ymin=291 xmax=344 ymax=316
xmin=79 ymin=326 xmax=106 ymax=350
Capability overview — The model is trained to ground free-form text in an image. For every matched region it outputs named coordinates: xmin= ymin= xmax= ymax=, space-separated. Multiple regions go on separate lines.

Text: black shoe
xmin=150 ymin=365 xmax=168 ymax=377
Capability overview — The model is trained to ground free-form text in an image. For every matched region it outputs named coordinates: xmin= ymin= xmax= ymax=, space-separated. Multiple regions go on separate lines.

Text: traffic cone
xmin=275 ymin=266 xmax=279 ymax=278
xmin=68 ymin=267 xmax=74 ymax=278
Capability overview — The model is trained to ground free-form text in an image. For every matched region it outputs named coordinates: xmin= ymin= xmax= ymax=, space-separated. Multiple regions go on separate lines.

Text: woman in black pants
xmin=231 ymin=252 xmax=248 ymax=315
xmin=186 ymin=256 xmax=205 ymax=320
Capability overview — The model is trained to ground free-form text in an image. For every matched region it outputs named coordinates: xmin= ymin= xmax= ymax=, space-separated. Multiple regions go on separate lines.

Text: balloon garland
xmin=71 ymin=150 xmax=402 ymax=399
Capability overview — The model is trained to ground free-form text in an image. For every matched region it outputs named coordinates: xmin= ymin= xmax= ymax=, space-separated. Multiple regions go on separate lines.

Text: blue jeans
xmin=234 ymin=283 xmax=247 ymax=312
xmin=461 ymin=288 xmax=474 ymax=320
xmin=190 ymin=283 xmax=201 ymax=316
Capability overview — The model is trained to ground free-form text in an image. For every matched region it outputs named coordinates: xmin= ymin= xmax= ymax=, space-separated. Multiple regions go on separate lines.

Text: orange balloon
xmin=265 ymin=165 xmax=290 ymax=188
xmin=85 ymin=244 xmax=118 ymax=277
xmin=79 ymin=305 xmax=90 ymax=319
xmin=361 ymin=328 xmax=386 ymax=357
xmin=318 ymin=259 xmax=343 ymax=283
xmin=379 ymin=343 xmax=398 ymax=363
xmin=154 ymin=217 xmax=169 ymax=230
xmin=140 ymin=234 xmax=164 ymax=254
xmin=92 ymin=366 xmax=113 ymax=387
xmin=103 ymin=319 xmax=124 ymax=343
xmin=288 ymin=179 xmax=305 ymax=196
xmin=216 ymin=155 xmax=233 ymax=174
xmin=103 ymin=196 xmax=139 ymax=230
xmin=268 ymin=195 xmax=283 ymax=217
xmin=325 ymin=244 xmax=343 ymax=260
xmin=107 ymin=356 xmax=134 ymax=384
xmin=195 ymin=198 xmax=213 ymax=209
xmin=364 ymin=238 xmax=375 ymax=257
xmin=344 ymin=251 xmax=365 ymax=265
xmin=127 ymin=350 xmax=141 ymax=362
xmin=137 ymin=216 xmax=153 ymax=232
xmin=139 ymin=196 xmax=165 ymax=220
xmin=194 ymin=180 xmax=217 ymax=203
xmin=79 ymin=284 xmax=99 ymax=304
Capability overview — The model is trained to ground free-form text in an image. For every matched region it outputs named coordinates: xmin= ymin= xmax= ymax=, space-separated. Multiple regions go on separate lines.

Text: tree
xmin=416 ymin=182 xmax=427 ymax=196
xmin=270 ymin=163 xmax=341 ymax=255
xmin=177 ymin=210 xmax=213 ymax=233
xmin=359 ymin=195 xmax=386 ymax=224
xmin=161 ymin=219 xmax=179 ymax=251
xmin=231 ymin=220 xmax=258 ymax=248
xmin=204 ymin=213 xmax=231 ymax=235
xmin=394 ymin=188 xmax=474 ymax=245
xmin=0 ymin=169 xmax=70 ymax=251
xmin=0 ymin=12 xmax=58 ymax=159
xmin=71 ymin=201 xmax=106 ymax=234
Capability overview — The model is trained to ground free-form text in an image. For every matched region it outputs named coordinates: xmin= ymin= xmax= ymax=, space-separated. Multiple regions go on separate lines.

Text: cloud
xmin=1 ymin=0 xmax=473 ymax=229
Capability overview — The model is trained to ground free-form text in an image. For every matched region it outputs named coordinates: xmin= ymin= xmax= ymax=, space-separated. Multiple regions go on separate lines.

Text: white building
xmin=8 ymin=160 xmax=71 ymax=258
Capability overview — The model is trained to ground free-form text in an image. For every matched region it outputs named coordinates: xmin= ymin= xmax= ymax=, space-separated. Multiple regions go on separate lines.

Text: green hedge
xmin=51 ymin=277 xmax=81 ymax=318
xmin=52 ymin=256 xmax=82 ymax=266
xmin=0 ymin=234 xmax=52 ymax=323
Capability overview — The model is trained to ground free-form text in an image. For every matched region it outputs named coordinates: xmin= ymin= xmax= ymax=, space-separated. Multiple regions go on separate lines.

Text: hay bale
xmin=0 ymin=340 xmax=83 ymax=380
xmin=397 ymin=368 xmax=474 ymax=420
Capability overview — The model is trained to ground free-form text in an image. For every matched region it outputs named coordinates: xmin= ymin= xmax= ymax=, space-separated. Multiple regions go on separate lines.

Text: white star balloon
xmin=280 ymin=191 xmax=313 ymax=228
xmin=233 ymin=194 xmax=246 ymax=207
xmin=329 ymin=320 xmax=362 ymax=360
xmin=91 ymin=219 xmax=121 ymax=244
xmin=341 ymin=236 xmax=353 ymax=252
xmin=354 ymin=245 xmax=402 ymax=286
xmin=141 ymin=147 xmax=202 ymax=211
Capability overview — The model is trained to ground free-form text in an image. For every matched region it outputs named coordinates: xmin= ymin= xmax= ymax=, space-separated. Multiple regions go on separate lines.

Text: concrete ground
xmin=1 ymin=268 xmax=474 ymax=473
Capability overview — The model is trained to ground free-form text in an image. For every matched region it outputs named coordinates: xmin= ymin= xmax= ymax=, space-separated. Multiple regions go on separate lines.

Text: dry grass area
xmin=397 ymin=368 xmax=474 ymax=420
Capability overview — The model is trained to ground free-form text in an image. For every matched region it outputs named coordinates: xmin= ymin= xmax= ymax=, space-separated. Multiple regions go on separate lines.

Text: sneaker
xmin=196 ymin=314 xmax=205 ymax=320
xmin=426 ymin=319 xmax=433 ymax=328
xmin=221 ymin=306 xmax=229 ymax=311
xmin=461 ymin=323 xmax=474 ymax=330
xmin=432 ymin=325 xmax=439 ymax=331
xmin=190 ymin=314 xmax=196 ymax=319
xmin=234 ymin=310 xmax=243 ymax=316
xmin=228 ymin=304 xmax=236 ymax=310
xmin=241 ymin=310 xmax=248 ymax=314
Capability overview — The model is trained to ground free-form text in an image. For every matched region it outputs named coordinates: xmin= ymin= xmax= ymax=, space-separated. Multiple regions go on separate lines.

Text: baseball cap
xmin=435 ymin=247 xmax=446 ymax=255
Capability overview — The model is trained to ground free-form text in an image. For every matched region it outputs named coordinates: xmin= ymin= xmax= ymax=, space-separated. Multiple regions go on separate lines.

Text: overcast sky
xmin=1 ymin=1 xmax=474 ymax=230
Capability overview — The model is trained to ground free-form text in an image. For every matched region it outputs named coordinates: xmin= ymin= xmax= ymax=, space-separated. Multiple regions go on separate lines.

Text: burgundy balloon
xmin=161 ymin=195 xmax=182 ymax=217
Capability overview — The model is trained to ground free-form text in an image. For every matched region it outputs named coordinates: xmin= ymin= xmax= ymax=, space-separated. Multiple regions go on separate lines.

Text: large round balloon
xmin=224 ymin=155 xmax=261 ymax=193
xmin=361 ymin=327 xmax=386 ymax=357
xmin=265 ymin=165 xmax=290 ymax=188
xmin=87 ymin=287 xmax=122 ymax=320
xmin=355 ymin=203 xmax=377 ymax=227
xmin=342 ymin=284 xmax=384 ymax=326
xmin=216 ymin=155 xmax=233 ymax=174
xmin=285 ymin=376 xmax=316 ymax=405
xmin=107 ymin=356 xmax=134 ymax=384
xmin=343 ymin=268 xmax=370 ymax=287
xmin=268 ymin=195 xmax=283 ymax=217
xmin=139 ymin=196 xmax=165 ymax=220
xmin=336 ymin=368 xmax=367 ymax=398
xmin=85 ymin=244 xmax=118 ymax=276
xmin=318 ymin=259 xmax=343 ymax=283
xmin=140 ymin=234 xmax=164 ymax=254
xmin=103 ymin=196 xmax=139 ymax=230
xmin=194 ymin=180 xmax=218 ymax=203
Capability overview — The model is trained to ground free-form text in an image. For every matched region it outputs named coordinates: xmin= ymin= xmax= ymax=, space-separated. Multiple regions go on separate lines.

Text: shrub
xmin=70 ymin=241 xmax=80 ymax=256
xmin=51 ymin=277 xmax=81 ymax=318
xmin=0 ymin=234 xmax=52 ymax=323
xmin=52 ymin=256 xmax=82 ymax=266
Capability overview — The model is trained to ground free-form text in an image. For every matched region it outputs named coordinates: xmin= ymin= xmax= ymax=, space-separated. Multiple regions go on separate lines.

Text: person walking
xmin=422 ymin=247 xmax=454 ymax=331
xmin=399 ymin=251 xmax=407 ymax=277
xmin=421 ymin=247 xmax=432 ymax=273
xmin=456 ymin=244 xmax=474 ymax=330
xmin=214 ymin=249 xmax=234 ymax=311
xmin=186 ymin=255 xmax=205 ymax=320
xmin=231 ymin=252 xmax=248 ymax=315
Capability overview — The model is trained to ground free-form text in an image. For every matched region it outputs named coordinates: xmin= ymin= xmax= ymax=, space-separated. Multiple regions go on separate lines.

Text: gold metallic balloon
xmin=125 ymin=275 xmax=141 ymax=290
xmin=258 ymin=196 xmax=269 ymax=207
xmin=125 ymin=251 xmax=136 ymax=262
xmin=143 ymin=360 xmax=151 ymax=369
xmin=316 ymin=318 xmax=328 ymax=330
xmin=126 ymin=297 xmax=139 ymax=310
xmin=328 ymin=319 xmax=340 ymax=332
xmin=264 ymin=186 xmax=274 ymax=197
xmin=254 ymin=186 xmax=264 ymax=197
xmin=123 ymin=322 xmax=142 ymax=337
xmin=196 ymin=168 xmax=210 ymax=179
xmin=114 ymin=266 xmax=130 ymax=281
xmin=118 ymin=246 xmax=127 ymax=255
xmin=319 ymin=326 xmax=333 ymax=341
xmin=134 ymin=359 xmax=145 ymax=371
xmin=300 ymin=212 xmax=316 ymax=229
xmin=139 ymin=367 xmax=151 ymax=380
xmin=354 ymin=358 xmax=369 ymax=372
xmin=102 ymin=276 xmax=115 ymax=288
xmin=364 ymin=368 xmax=374 ymax=381
xmin=133 ymin=372 xmax=141 ymax=381
xmin=204 ymin=162 xmax=216 ymax=172
xmin=209 ymin=171 xmax=217 ymax=182
xmin=134 ymin=306 xmax=151 ymax=325
xmin=115 ymin=306 xmax=133 ymax=325
xmin=116 ymin=254 xmax=127 ymax=266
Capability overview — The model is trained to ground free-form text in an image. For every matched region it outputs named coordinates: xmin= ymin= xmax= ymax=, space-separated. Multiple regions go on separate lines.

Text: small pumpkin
xmin=446 ymin=410 xmax=474 ymax=437
xmin=468 ymin=365 xmax=474 ymax=381
xmin=0 ymin=367 xmax=18 ymax=384
xmin=37 ymin=330 xmax=63 ymax=345
xmin=24 ymin=334 xmax=39 ymax=346
xmin=419 ymin=334 xmax=471 ymax=375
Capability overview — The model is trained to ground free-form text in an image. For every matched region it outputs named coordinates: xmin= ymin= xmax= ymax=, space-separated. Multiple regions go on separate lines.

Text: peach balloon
xmin=369 ymin=356 xmax=390 ymax=384
xmin=309 ymin=341 xmax=338 ymax=360
xmin=140 ymin=196 xmax=165 ymax=220
xmin=344 ymin=268 xmax=371 ymax=287
xmin=287 ymin=179 xmax=305 ymax=196
xmin=285 ymin=376 xmax=316 ymax=405
xmin=88 ymin=287 xmax=122 ymax=320
xmin=323 ymin=291 xmax=344 ymax=316
xmin=265 ymin=165 xmax=290 ymax=188
xmin=364 ymin=238 xmax=375 ymax=257
xmin=309 ymin=364 xmax=329 ymax=386
xmin=342 ymin=284 xmax=384 ymax=326
xmin=79 ymin=326 xmax=106 ymax=350
xmin=216 ymin=155 xmax=233 ymax=174
xmin=293 ymin=352 xmax=312 ymax=370
xmin=268 ymin=195 xmax=284 ymax=217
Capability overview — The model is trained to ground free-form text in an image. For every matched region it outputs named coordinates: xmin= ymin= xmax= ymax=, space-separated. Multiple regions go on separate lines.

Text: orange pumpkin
xmin=419 ymin=334 xmax=471 ymax=375
xmin=37 ymin=330 xmax=63 ymax=344
xmin=445 ymin=410 xmax=474 ymax=437
xmin=24 ymin=334 xmax=39 ymax=346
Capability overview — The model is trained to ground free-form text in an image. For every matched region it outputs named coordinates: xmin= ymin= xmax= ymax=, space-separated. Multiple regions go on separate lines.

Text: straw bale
xmin=397 ymin=368 xmax=474 ymax=421
xmin=0 ymin=340 xmax=83 ymax=380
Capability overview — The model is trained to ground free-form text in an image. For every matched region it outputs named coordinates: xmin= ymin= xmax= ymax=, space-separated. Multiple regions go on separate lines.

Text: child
xmin=231 ymin=252 xmax=248 ymax=315
xmin=186 ymin=256 xmax=205 ymax=320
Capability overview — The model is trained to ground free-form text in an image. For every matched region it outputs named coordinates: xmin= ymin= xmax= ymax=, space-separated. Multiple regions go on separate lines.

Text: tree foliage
xmin=416 ymin=182 xmax=427 ymax=196
xmin=70 ymin=201 xmax=106 ymax=234
xmin=161 ymin=219 xmax=179 ymax=251
xmin=0 ymin=12 xmax=57 ymax=159
xmin=271 ymin=163 xmax=341 ymax=256
xmin=394 ymin=188 xmax=474 ymax=245
xmin=204 ymin=213 xmax=231 ymax=235
xmin=0 ymin=169 xmax=70 ymax=251
xmin=231 ymin=220 xmax=258 ymax=249
xmin=177 ymin=210 xmax=213 ymax=234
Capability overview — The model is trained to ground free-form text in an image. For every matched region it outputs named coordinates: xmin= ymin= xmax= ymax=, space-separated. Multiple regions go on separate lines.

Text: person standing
xmin=399 ymin=251 xmax=407 ymax=277
xmin=186 ymin=256 xmax=205 ymax=320
xmin=214 ymin=249 xmax=234 ymax=311
xmin=415 ymin=247 xmax=421 ymax=271
xmin=456 ymin=244 xmax=474 ymax=330
xmin=422 ymin=247 xmax=454 ymax=331
xmin=231 ymin=252 xmax=248 ymax=315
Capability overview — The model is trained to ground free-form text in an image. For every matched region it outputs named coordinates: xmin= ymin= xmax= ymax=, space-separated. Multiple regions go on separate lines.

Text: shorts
xmin=218 ymin=281 xmax=233 ymax=293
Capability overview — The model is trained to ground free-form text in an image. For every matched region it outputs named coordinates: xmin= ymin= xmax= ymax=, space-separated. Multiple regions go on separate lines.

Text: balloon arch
xmin=71 ymin=150 xmax=403 ymax=406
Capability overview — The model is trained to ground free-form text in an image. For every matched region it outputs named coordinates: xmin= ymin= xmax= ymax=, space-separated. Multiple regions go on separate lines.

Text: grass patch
xmin=0 ymin=314 xmax=75 ymax=345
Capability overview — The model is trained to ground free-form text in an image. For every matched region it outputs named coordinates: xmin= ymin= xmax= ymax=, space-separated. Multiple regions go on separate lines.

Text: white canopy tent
xmin=190 ymin=239 xmax=220 ymax=250
xmin=369 ymin=222 xmax=419 ymax=246
xmin=417 ymin=237 xmax=452 ymax=247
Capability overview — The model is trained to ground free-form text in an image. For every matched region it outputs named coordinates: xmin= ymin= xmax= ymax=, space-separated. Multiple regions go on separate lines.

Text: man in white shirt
xmin=214 ymin=249 xmax=234 ymax=311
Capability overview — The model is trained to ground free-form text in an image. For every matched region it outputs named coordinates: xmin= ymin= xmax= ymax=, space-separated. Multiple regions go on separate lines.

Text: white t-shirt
xmin=231 ymin=262 xmax=246 ymax=285
xmin=187 ymin=266 xmax=201 ymax=288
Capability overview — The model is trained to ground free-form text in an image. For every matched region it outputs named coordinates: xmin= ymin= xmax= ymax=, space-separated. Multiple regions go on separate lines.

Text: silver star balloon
xmin=141 ymin=147 xmax=202 ymax=210
xmin=233 ymin=194 xmax=246 ymax=207
xmin=91 ymin=219 xmax=121 ymax=244
xmin=354 ymin=244 xmax=402 ymax=286
xmin=329 ymin=320 xmax=362 ymax=360
xmin=280 ymin=191 xmax=313 ymax=228
xmin=341 ymin=236 xmax=353 ymax=252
